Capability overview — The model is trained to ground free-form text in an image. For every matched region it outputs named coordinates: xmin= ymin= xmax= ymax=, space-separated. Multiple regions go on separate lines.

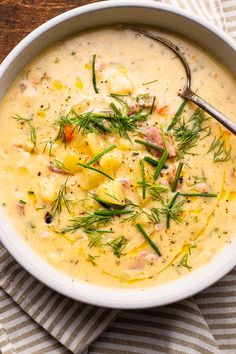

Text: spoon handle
xmin=181 ymin=89 xmax=236 ymax=135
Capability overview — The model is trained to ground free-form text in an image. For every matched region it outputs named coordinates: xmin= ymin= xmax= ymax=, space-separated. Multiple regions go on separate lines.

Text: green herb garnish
xmin=51 ymin=180 xmax=71 ymax=216
xmin=153 ymin=151 xmax=169 ymax=180
xmin=208 ymin=134 xmax=231 ymax=162
xmin=136 ymin=224 xmax=161 ymax=256
xmin=134 ymin=139 xmax=165 ymax=153
xmin=143 ymin=156 xmax=159 ymax=166
xmin=94 ymin=209 xmax=132 ymax=216
xmin=77 ymin=145 xmax=116 ymax=180
xmin=142 ymin=79 xmax=159 ymax=86
xmin=179 ymin=192 xmax=217 ymax=197
xmin=179 ymin=253 xmax=192 ymax=271
xmin=13 ymin=115 xmax=37 ymax=149
xmin=171 ymin=162 xmax=184 ymax=192
xmin=51 ymin=160 xmax=71 ymax=172
xmin=140 ymin=159 xmax=146 ymax=199
xmin=173 ymin=108 xmax=210 ymax=159
xmin=106 ymin=236 xmax=127 ymax=258
xmin=152 ymin=192 xmax=185 ymax=229
xmin=63 ymin=213 xmax=112 ymax=233
xmin=86 ymin=145 xmax=116 ymax=166
xmin=88 ymin=254 xmax=98 ymax=266
xmin=167 ymin=100 xmax=187 ymax=131
xmin=92 ymin=54 xmax=99 ymax=94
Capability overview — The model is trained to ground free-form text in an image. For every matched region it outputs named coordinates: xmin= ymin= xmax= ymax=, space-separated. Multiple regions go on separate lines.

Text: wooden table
xmin=0 ymin=0 xmax=99 ymax=63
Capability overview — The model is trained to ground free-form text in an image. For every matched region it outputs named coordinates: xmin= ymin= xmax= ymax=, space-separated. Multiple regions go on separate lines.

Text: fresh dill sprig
xmin=51 ymin=180 xmax=71 ymax=216
xmin=63 ymin=208 xmax=133 ymax=233
xmin=92 ymin=54 xmax=99 ymax=94
xmin=94 ymin=209 xmax=132 ymax=216
xmin=86 ymin=229 xmax=113 ymax=248
xmin=51 ymin=160 xmax=71 ymax=172
xmin=136 ymin=224 xmax=161 ymax=256
xmin=167 ymin=100 xmax=187 ymax=131
xmin=171 ymin=162 xmax=184 ymax=192
xmin=179 ymin=253 xmax=192 ymax=271
xmin=137 ymin=180 xmax=168 ymax=201
xmin=173 ymin=108 xmax=210 ymax=159
xmin=106 ymin=236 xmax=127 ymax=258
xmin=191 ymin=170 xmax=207 ymax=185
xmin=47 ymin=98 xmax=148 ymax=148
xmin=63 ymin=213 xmax=112 ymax=233
xmin=88 ymin=254 xmax=98 ymax=266
xmin=13 ymin=115 xmax=36 ymax=149
xmin=152 ymin=192 xmax=185 ymax=229
xmin=208 ymin=134 xmax=231 ymax=162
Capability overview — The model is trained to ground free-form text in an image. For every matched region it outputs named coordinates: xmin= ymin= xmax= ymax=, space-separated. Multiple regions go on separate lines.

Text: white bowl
xmin=0 ymin=0 xmax=235 ymax=309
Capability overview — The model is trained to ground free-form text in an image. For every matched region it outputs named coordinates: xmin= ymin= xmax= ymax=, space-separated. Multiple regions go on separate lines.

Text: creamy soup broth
xmin=0 ymin=27 xmax=235 ymax=288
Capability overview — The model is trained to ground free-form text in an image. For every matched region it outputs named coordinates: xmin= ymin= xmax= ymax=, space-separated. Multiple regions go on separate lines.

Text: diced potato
xmin=73 ymin=99 xmax=90 ymax=114
xmin=87 ymin=132 xmax=106 ymax=155
xmin=100 ymin=151 xmax=122 ymax=174
xmin=79 ymin=169 xmax=105 ymax=190
xmin=96 ymin=180 xmax=125 ymax=206
xmin=38 ymin=176 xmax=59 ymax=203
xmin=118 ymin=138 xmax=144 ymax=152
xmin=107 ymin=73 xmax=134 ymax=95
xmin=63 ymin=153 xmax=87 ymax=172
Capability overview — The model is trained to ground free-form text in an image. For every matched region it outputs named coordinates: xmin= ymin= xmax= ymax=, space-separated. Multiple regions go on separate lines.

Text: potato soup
xmin=0 ymin=27 xmax=235 ymax=288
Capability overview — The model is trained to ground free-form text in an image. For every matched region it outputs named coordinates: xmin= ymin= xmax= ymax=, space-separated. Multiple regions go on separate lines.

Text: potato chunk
xmin=62 ymin=153 xmax=86 ymax=172
xmin=38 ymin=176 xmax=58 ymax=203
xmin=96 ymin=180 xmax=125 ymax=206
xmin=87 ymin=133 xmax=106 ymax=155
xmin=79 ymin=169 xmax=105 ymax=191
xmin=99 ymin=151 xmax=122 ymax=174
xmin=107 ymin=73 xmax=134 ymax=95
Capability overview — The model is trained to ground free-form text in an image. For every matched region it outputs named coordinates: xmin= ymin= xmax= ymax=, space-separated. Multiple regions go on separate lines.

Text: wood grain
xmin=0 ymin=0 xmax=99 ymax=63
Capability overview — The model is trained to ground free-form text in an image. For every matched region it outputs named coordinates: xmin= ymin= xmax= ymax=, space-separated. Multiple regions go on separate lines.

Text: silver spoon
xmin=138 ymin=30 xmax=236 ymax=135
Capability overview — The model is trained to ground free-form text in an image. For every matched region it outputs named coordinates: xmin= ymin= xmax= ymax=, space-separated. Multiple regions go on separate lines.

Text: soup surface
xmin=0 ymin=27 xmax=235 ymax=288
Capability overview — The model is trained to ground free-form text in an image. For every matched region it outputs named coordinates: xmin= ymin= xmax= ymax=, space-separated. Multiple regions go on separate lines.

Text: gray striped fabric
xmin=1 ymin=0 xmax=236 ymax=353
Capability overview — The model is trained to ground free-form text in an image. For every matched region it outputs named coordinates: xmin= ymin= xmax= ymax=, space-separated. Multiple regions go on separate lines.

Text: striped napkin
xmin=1 ymin=1 xmax=236 ymax=353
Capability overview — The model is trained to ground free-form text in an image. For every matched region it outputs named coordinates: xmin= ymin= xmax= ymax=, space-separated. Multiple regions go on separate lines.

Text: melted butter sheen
xmin=0 ymin=27 xmax=235 ymax=288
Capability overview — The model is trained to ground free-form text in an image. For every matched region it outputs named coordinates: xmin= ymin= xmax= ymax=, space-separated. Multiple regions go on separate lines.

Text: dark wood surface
xmin=0 ymin=0 xmax=99 ymax=63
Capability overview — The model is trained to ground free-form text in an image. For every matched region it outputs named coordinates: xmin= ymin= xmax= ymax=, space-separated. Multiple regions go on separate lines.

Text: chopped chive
xmin=136 ymin=224 xmax=161 ymax=256
xmin=167 ymin=100 xmax=187 ymax=131
xmin=94 ymin=209 xmax=132 ymax=216
xmin=166 ymin=192 xmax=179 ymax=229
xmin=140 ymin=159 xmax=146 ymax=199
xmin=77 ymin=163 xmax=113 ymax=180
xmin=142 ymin=79 xmax=159 ymax=86
xmin=153 ymin=151 xmax=169 ymax=180
xmin=179 ymin=192 xmax=217 ymax=197
xmin=134 ymin=139 xmax=165 ymax=153
xmin=87 ymin=145 xmax=116 ymax=166
xmin=149 ymin=96 xmax=156 ymax=115
xmin=171 ymin=162 xmax=184 ymax=192
xmin=143 ymin=156 xmax=159 ymax=166
xmin=92 ymin=54 xmax=99 ymax=94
